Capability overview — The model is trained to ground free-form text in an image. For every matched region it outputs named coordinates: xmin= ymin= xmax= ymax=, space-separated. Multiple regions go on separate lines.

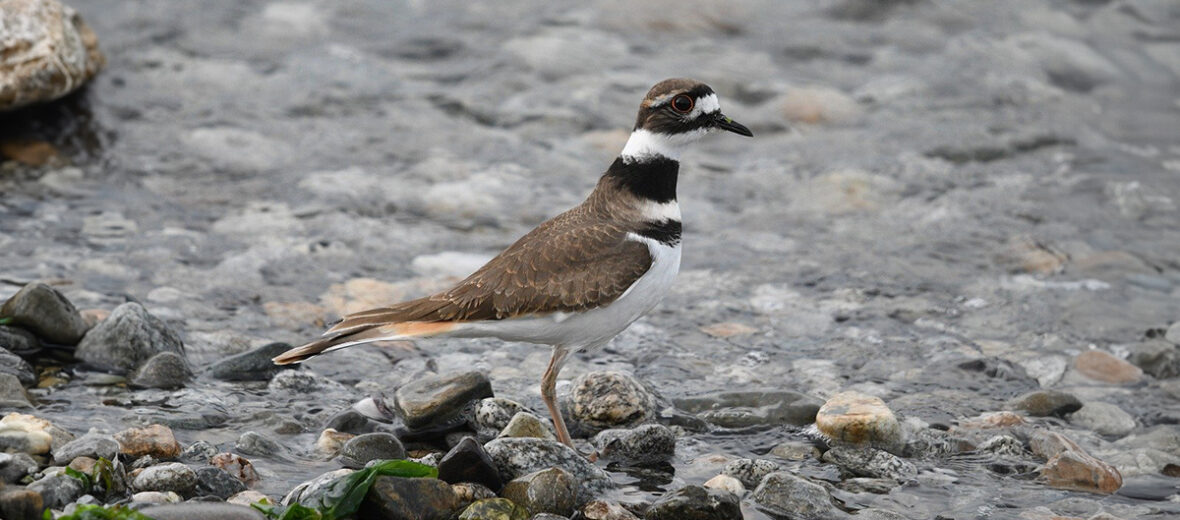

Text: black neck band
xmin=604 ymin=156 xmax=679 ymax=203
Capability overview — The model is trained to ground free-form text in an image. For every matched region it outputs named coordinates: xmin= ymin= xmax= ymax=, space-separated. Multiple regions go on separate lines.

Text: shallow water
xmin=3 ymin=0 xmax=1180 ymax=517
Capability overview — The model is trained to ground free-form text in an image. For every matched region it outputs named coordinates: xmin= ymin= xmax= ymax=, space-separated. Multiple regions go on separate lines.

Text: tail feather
xmin=272 ymin=320 xmax=458 ymax=365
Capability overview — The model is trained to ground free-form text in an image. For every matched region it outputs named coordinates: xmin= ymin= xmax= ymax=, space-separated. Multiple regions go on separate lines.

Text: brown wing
xmin=326 ymin=207 xmax=652 ymax=334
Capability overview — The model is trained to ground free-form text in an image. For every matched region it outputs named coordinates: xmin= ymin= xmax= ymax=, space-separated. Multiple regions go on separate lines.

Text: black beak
xmin=714 ymin=113 xmax=753 ymax=137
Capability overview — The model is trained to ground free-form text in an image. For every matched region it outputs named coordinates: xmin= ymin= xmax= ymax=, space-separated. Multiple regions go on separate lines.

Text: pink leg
xmin=541 ymin=348 xmax=573 ymax=448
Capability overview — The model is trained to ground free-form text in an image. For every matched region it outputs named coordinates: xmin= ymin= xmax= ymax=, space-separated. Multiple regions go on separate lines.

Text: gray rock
xmin=770 ymin=440 xmax=822 ymax=461
xmin=752 ymin=472 xmax=846 ymax=520
xmin=674 ymin=390 xmax=822 ymax=428
xmin=395 ymin=371 xmax=493 ymax=430
xmin=500 ymin=467 xmax=576 ymax=517
xmin=234 ymin=431 xmax=285 ymax=457
xmin=53 ymin=431 xmax=120 ymax=464
xmin=530 ymin=514 xmax=569 ymax=520
xmin=140 ymin=503 xmax=266 ymax=520
xmin=0 ymin=282 xmax=89 ymax=344
xmin=1006 ymin=390 xmax=1082 ymax=417
xmin=592 ymin=424 xmax=676 ymax=464
xmin=131 ymin=351 xmax=192 ymax=389
xmin=0 ymin=0 xmax=106 ymax=111
xmin=722 ymin=458 xmax=779 ymax=489
xmin=1126 ymin=340 xmax=1180 ymax=379
xmin=193 ymin=466 xmax=247 ymax=499
xmin=566 ymin=371 xmax=656 ymax=435
xmin=267 ymin=369 xmax=344 ymax=393
xmin=0 ymin=326 xmax=40 ymax=356
xmin=75 ymin=302 xmax=184 ymax=373
xmin=358 ymin=476 xmax=460 ymax=520
xmin=181 ymin=440 xmax=219 ymax=463
xmin=0 ymin=347 xmax=35 ymax=386
xmin=438 ymin=436 xmax=503 ymax=492
xmin=282 ymin=468 xmax=353 ymax=505
xmin=644 ymin=484 xmax=741 ymax=520
xmin=854 ymin=509 xmax=910 ymax=520
xmin=207 ymin=342 xmax=297 ymax=381
xmin=0 ymin=452 xmax=39 ymax=483
xmin=483 ymin=437 xmax=612 ymax=500
xmin=821 ymin=447 xmax=917 ymax=481
xmin=337 ymin=432 xmax=405 ymax=469
xmin=472 ymin=397 xmax=527 ymax=438
xmin=28 ymin=473 xmax=85 ymax=509
xmin=0 ymin=487 xmax=43 ymax=520
xmin=1167 ymin=322 xmax=1180 ymax=345
xmin=0 ymin=373 xmax=32 ymax=408
xmin=1069 ymin=402 xmax=1137 ymax=438
xmin=498 ymin=411 xmax=555 ymax=440
xmin=132 ymin=462 xmax=198 ymax=495
xmin=839 ymin=478 xmax=896 ymax=494
xmin=976 ymin=435 xmax=1025 ymax=457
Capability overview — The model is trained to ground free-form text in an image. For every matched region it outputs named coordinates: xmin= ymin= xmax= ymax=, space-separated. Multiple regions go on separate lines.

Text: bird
xmin=273 ymin=78 xmax=752 ymax=450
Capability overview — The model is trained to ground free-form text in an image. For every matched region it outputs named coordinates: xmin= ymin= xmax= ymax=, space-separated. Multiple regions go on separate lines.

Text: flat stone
xmin=395 ymin=371 xmax=493 ymax=430
xmin=115 ymin=424 xmax=182 ymax=459
xmin=132 ymin=462 xmax=197 ymax=495
xmin=751 ymin=471 xmax=844 ymax=520
xmin=75 ymin=302 xmax=185 ymax=373
xmin=131 ymin=351 xmax=192 ymax=389
xmin=702 ymin=474 xmax=744 ymax=495
xmin=140 ymin=503 xmax=266 ymax=520
xmin=0 ymin=282 xmax=89 ymax=344
xmin=0 ymin=413 xmax=73 ymax=455
xmin=1074 ymin=351 xmax=1142 ymax=384
xmin=359 ymin=475 xmax=460 ymax=520
xmin=28 ymin=473 xmax=85 ymax=508
xmin=234 ymin=430 xmax=284 ymax=457
xmin=0 ymin=0 xmax=105 ymax=111
xmin=193 ymin=466 xmax=246 ymax=499
xmin=0 ymin=488 xmax=43 ymax=520
xmin=815 ymin=391 xmax=902 ymax=450
xmin=0 ymin=347 xmax=35 ymax=386
xmin=337 ymin=432 xmax=405 ymax=469
xmin=498 ymin=412 xmax=555 ymax=440
xmin=483 ymin=437 xmax=612 ymax=501
xmin=1007 ymin=390 xmax=1082 ymax=417
xmin=439 ymin=436 xmax=503 ymax=492
xmin=674 ymin=390 xmax=821 ymax=428
xmin=769 ymin=440 xmax=822 ymax=461
xmin=207 ymin=342 xmax=297 ymax=381
xmin=592 ymin=424 xmax=676 ymax=464
xmin=644 ymin=484 xmax=741 ymax=520
xmin=820 ymin=446 xmax=917 ymax=481
xmin=1068 ymin=402 xmax=1137 ymax=438
xmin=0 ymin=373 xmax=31 ymax=408
xmin=458 ymin=497 xmax=529 ymax=520
xmin=53 ymin=431 xmax=119 ymax=464
xmin=566 ymin=371 xmax=656 ymax=434
xmin=500 ymin=467 xmax=576 ymax=517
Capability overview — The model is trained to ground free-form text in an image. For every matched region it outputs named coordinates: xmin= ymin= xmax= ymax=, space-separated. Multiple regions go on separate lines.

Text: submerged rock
xmin=645 ymin=484 xmax=741 ymax=520
xmin=359 ymin=476 xmax=460 ymax=520
xmin=234 ymin=431 xmax=284 ymax=457
xmin=592 ymin=423 xmax=676 ymax=464
xmin=499 ymin=467 xmax=576 ymax=517
xmin=0 ymin=0 xmax=105 ymax=111
xmin=821 ymin=446 xmax=917 ymax=481
xmin=566 ymin=371 xmax=656 ymax=434
xmin=131 ymin=351 xmax=192 ymax=389
xmin=1030 ymin=430 xmax=1122 ymax=494
xmin=396 ymin=371 xmax=494 ymax=430
xmin=815 ymin=391 xmax=902 ymax=451
xmin=207 ymin=342 xmax=297 ymax=381
xmin=75 ymin=302 xmax=184 ymax=373
xmin=675 ymin=390 xmax=822 ymax=428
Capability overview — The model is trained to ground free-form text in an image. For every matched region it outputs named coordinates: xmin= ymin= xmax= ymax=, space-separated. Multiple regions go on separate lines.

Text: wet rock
xmin=115 ymin=424 xmax=182 ymax=459
xmin=1126 ymin=340 xmax=1180 ymax=379
xmin=28 ymin=473 xmax=85 ymax=508
xmin=0 ymin=326 xmax=39 ymax=356
xmin=75 ymin=302 xmax=184 ymax=373
xmin=235 ymin=430 xmax=284 ymax=457
xmin=1041 ymin=449 xmax=1123 ymax=495
xmin=439 ymin=436 xmax=503 ymax=492
xmin=483 ymin=437 xmax=612 ymax=499
xmin=821 ymin=446 xmax=917 ymax=481
xmin=181 ymin=440 xmax=218 ymax=463
xmin=0 ymin=413 xmax=73 ymax=455
xmin=1068 ymin=402 xmax=1136 ymax=438
xmin=194 ymin=466 xmax=247 ymax=499
xmin=130 ymin=490 xmax=182 ymax=504
xmin=770 ymin=440 xmax=822 ymax=461
xmin=0 ymin=0 xmax=105 ymax=111
xmin=450 ymin=481 xmax=496 ymax=510
xmin=853 ymin=510 xmax=908 ymax=520
xmin=326 ymin=408 xmax=378 ymax=434
xmin=267 ymin=370 xmax=347 ymax=394
xmin=359 ymin=475 xmax=460 ymax=520
xmin=0 ymin=282 xmax=89 ymax=344
xmin=1074 ymin=351 xmax=1142 ymax=384
xmin=580 ymin=500 xmax=640 ymax=520
xmin=566 ymin=371 xmax=656 ymax=434
xmin=703 ymin=474 xmax=744 ymax=495
xmin=0 ymin=452 xmax=39 ymax=483
xmin=282 ymin=468 xmax=353 ymax=505
xmin=208 ymin=342 xmax=296 ymax=381
xmin=751 ymin=472 xmax=845 ymax=520
xmin=674 ymin=390 xmax=822 ymax=428
xmin=472 ymin=397 xmax=527 ymax=438
xmin=338 ymin=432 xmax=405 ymax=469
xmin=132 ymin=462 xmax=198 ymax=495
xmin=592 ymin=424 xmax=676 ymax=464
xmin=722 ymin=458 xmax=778 ymax=489
xmin=500 ymin=467 xmax=576 ymax=517
xmin=956 ymin=411 xmax=1027 ymax=430
xmin=212 ymin=453 xmax=260 ymax=487
xmin=53 ymin=431 xmax=119 ymax=464
xmin=977 ymin=435 xmax=1025 ymax=457
xmin=645 ymin=484 xmax=741 ymax=520
xmin=458 ymin=497 xmax=530 ymax=520
xmin=1007 ymin=390 xmax=1082 ymax=417
xmin=396 ymin=371 xmax=494 ymax=430
xmin=497 ymin=411 xmax=555 ymax=441
xmin=0 ymin=374 xmax=31 ymax=408
xmin=0 ymin=347 xmax=35 ymax=386
xmin=815 ymin=391 xmax=902 ymax=451
xmin=839 ymin=478 xmax=896 ymax=495
xmin=1167 ymin=322 xmax=1180 ymax=345
xmin=131 ymin=351 xmax=192 ymax=389
xmin=140 ymin=503 xmax=267 ymax=520
xmin=0 ymin=488 xmax=43 ymax=520
xmin=529 ymin=514 xmax=569 ymax=520
xmin=315 ymin=428 xmax=355 ymax=456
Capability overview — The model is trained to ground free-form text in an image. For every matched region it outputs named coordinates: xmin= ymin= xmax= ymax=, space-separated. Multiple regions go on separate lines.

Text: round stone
xmin=815 ymin=391 xmax=902 ymax=449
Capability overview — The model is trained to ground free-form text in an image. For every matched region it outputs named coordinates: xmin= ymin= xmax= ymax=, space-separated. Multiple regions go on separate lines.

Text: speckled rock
xmin=752 ymin=472 xmax=845 ymax=520
xmin=0 ymin=0 xmax=105 ymax=111
xmin=770 ymin=440 xmax=822 ymax=461
xmin=674 ymin=390 xmax=822 ymax=428
xmin=130 ymin=351 xmax=192 ymax=389
xmin=483 ymin=437 xmax=612 ymax=499
xmin=193 ymin=466 xmax=246 ymax=499
xmin=722 ymin=458 xmax=778 ymax=489
xmin=235 ymin=430 xmax=284 ymax=457
xmin=337 ymin=432 xmax=405 ymax=469
xmin=566 ymin=371 xmax=656 ymax=434
xmin=580 ymin=500 xmax=640 ymax=520
xmin=139 ymin=503 xmax=266 ymax=520
xmin=0 ymin=347 xmax=35 ymax=386
xmin=211 ymin=453 xmax=259 ymax=487
xmin=645 ymin=484 xmax=741 ymax=520
xmin=359 ymin=476 xmax=460 ymax=520
xmin=28 ymin=473 xmax=85 ymax=508
xmin=207 ymin=342 xmax=297 ymax=381
xmin=0 ymin=282 xmax=89 ymax=344
xmin=115 ymin=424 xmax=182 ymax=459
xmin=472 ymin=397 xmax=527 ymax=438
xmin=498 ymin=412 xmax=555 ymax=440
xmin=821 ymin=446 xmax=917 ymax=481
xmin=0 ymin=413 xmax=73 ymax=455
xmin=500 ymin=467 xmax=576 ymax=517
xmin=458 ymin=497 xmax=530 ymax=520
xmin=267 ymin=369 xmax=345 ymax=393
xmin=396 ymin=371 xmax=494 ymax=430
xmin=439 ymin=436 xmax=503 ymax=492
xmin=180 ymin=440 xmax=218 ymax=463
xmin=1007 ymin=390 xmax=1082 ymax=417
xmin=592 ymin=424 xmax=676 ymax=464
xmin=53 ymin=431 xmax=119 ymax=464
xmin=815 ymin=392 xmax=902 ymax=451
xmin=75 ymin=302 xmax=184 ymax=373
xmin=132 ymin=462 xmax=197 ymax=495
xmin=0 ymin=487 xmax=43 ymax=520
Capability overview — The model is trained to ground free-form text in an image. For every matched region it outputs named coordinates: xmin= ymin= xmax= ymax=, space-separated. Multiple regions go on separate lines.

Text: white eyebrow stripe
xmin=692 ymin=93 xmax=720 ymax=117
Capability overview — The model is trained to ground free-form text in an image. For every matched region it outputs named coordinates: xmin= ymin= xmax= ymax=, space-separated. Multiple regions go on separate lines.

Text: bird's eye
xmin=670 ymin=94 xmax=694 ymax=114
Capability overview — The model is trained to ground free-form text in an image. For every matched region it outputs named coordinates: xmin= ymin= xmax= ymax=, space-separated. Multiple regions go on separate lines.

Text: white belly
xmin=455 ymin=234 xmax=681 ymax=350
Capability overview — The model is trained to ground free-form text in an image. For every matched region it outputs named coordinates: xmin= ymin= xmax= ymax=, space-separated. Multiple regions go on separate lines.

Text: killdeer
xmin=274 ymin=78 xmax=752 ymax=449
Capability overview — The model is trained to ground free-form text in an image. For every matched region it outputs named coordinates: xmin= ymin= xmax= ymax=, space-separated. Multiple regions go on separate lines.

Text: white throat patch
xmin=620 ymin=128 xmax=707 ymax=162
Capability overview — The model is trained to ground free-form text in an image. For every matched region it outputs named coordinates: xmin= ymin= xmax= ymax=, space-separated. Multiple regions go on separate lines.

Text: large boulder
xmin=75 ymin=302 xmax=184 ymax=373
xmin=0 ymin=282 xmax=89 ymax=345
xmin=0 ymin=0 xmax=104 ymax=111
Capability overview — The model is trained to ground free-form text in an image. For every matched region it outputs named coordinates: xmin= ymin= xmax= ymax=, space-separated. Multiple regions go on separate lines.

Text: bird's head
xmin=622 ymin=78 xmax=752 ymax=162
